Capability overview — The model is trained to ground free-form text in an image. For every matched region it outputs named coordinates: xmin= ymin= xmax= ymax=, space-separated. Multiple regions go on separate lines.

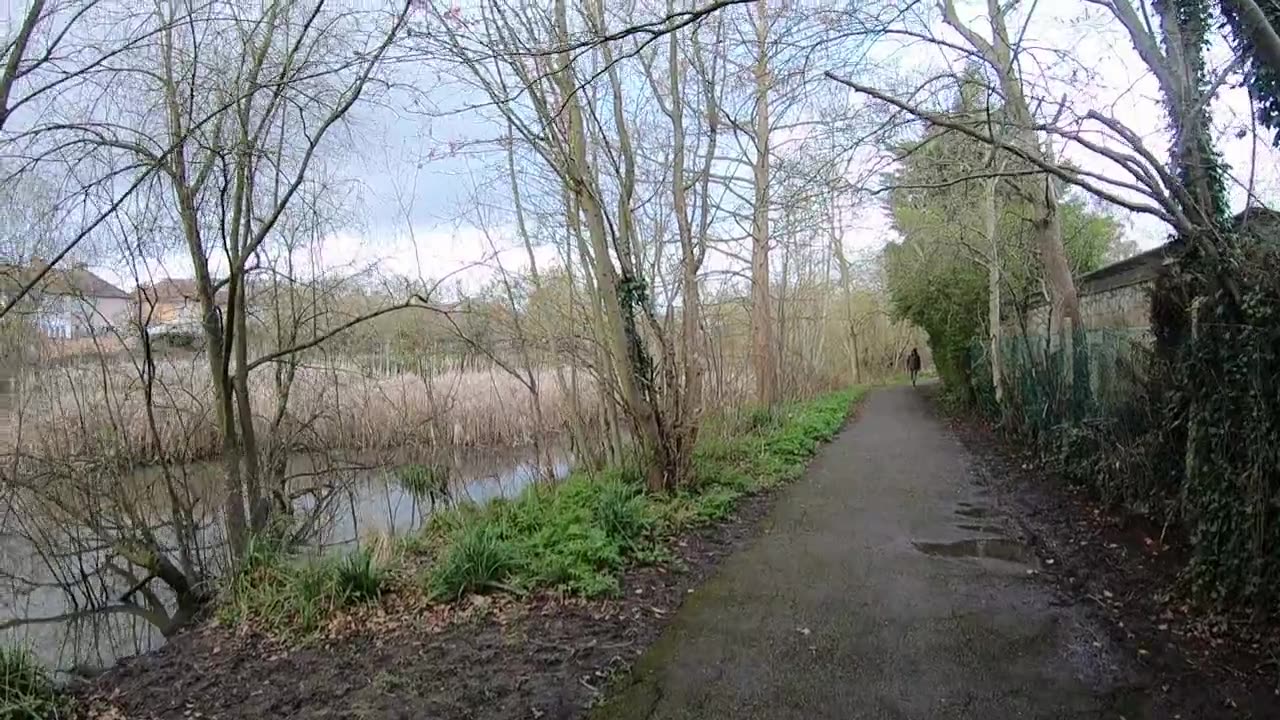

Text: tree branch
xmin=0 ymin=0 xmax=45 ymax=130
xmin=825 ymin=72 xmax=1180 ymax=226
xmin=1226 ymin=0 xmax=1280 ymax=76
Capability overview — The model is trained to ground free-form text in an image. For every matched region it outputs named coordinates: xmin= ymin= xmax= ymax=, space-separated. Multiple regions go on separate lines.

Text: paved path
xmin=595 ymin=386 xmax=1146 ymax=720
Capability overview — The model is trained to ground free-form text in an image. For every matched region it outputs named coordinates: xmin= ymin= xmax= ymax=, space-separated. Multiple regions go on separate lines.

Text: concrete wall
xmin=996 ymin=245 xmax=1177 ymax=405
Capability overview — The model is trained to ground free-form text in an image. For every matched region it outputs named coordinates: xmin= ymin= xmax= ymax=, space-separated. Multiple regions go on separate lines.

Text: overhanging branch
xmin=825 ymin=72 xmax=1180 ymax=227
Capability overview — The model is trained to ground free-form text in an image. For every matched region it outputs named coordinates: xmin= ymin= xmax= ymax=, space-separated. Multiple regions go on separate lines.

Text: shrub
xmin=0 ymin=645 xmax=63 ymax=720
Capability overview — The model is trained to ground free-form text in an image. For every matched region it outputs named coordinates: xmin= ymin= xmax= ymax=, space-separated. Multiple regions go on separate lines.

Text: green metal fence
xmin=967 ymin=329 xmax=1152 ymax=439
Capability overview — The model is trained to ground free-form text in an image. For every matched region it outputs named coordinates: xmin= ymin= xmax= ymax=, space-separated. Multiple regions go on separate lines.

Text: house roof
xmin=135 ymin=278 xmax=229 ymax=305
xmin=0 ymin=261 xmax=128 ymax=300
xmin=1234 ymin=206 xmax=1280 ymax=239
xmin=136 ymin=278 xmax=199 ymax=302
xmin=1075 ymin=240 xmax=1181 ymax=295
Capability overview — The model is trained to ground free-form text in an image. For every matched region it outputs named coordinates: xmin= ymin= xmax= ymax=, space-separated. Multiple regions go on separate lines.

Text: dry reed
xmin=3 ymin=357 xmax=599 ymax=464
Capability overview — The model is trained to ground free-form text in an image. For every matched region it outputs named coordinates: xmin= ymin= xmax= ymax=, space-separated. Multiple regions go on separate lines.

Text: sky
xmin=312 ymin=0 xmax=1280 ymax=294
xmin=10 ymin=0 xmax=1278 ymax=292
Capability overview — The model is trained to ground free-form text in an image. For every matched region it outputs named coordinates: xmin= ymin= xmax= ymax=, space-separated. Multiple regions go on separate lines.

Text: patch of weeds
xmin=395 ymin=462 xmax=452 ymax=510
xmin=0 ymin=645 xmax=64 ymax=720
xmin=691 ymin=452 xmax=751 ymax=491
xmin=289 ymin=561 xmax=344 ymax=633
xmin=371 ymin=670 xmax=409 ymax=694
xmin=505 ymin=479 xmax=631 ymax=595
xmin=222 ymin=538 xmax=390 ymax=635
xmin=423 ymin=475 xmax=664 ymax=600
xmin=746 ymin=406 xmax=779 ymax=432
xmin=336 ymin=548 xmax=385 ymax=603
xmin=651 ymin=485 xmax=741 ymax=530
xmin=652 ymin=493 xmax=702 ymax=534
xmin=594 ymin=479 xmax=654 ymax=549
xmin=688 ymin=388 xmax=865 ymax=496
xmin=630 ymin=542 xmax=674 ymax=566
xmin=418 ymin=387 xmax=867 ymax=605
xmin=427 ymin=520 xmax=519 ymax=600
xmin=692 ymin=486 xmax=741 ymax=522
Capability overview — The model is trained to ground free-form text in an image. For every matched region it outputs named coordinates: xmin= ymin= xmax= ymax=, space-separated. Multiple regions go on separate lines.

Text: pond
xmin=0 ymin=444 xmax=569 ymax=675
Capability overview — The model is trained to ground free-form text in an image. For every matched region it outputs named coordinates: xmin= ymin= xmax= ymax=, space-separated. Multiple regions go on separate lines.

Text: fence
xmin=967 ymin=329 xmax=1152 ymax=438
xmin=971 ymin=314 xmax=1280 ymax=605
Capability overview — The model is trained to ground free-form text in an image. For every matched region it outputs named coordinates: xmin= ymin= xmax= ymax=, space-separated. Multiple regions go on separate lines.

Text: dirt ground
xmin=78 ymin=494 xmax=779 ymax=720
xmin=941 ymin=392 xmax=1280 ymax=719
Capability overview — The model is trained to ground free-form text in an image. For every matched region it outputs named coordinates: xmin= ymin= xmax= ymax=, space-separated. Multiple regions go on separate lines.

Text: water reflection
xmin=309 ymin=447 xmax=570 ymax=548
xmin=0 ymin=443 xmax=568 ymax=674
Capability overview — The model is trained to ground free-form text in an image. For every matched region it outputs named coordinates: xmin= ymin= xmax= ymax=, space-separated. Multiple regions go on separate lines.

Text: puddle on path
xmin=912 ymin=538 xmax=1038 ymax=567
xmin=956 ymin=522 xmax=1006 ymax=534
xmin=956 ymin=504 xmax=993 ymax=519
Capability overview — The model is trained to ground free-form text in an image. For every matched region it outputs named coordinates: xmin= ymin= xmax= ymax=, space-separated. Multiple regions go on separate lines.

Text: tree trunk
xmin=667 ymin=12 xmax=704 ymax=484
xmin=829 ymin=199 xmax=860 ymax=385
xmin=982 ymin=176 xmax=1003 ymax=403
xmin=750 ymin=0 xmax=777 ymax=407
xmin=944 ymin=0 xmax=1083 ymax=342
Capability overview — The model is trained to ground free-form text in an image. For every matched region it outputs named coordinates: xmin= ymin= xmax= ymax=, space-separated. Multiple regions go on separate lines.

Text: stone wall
xmin=1006 ymin=241 xmax=1179 ymax=338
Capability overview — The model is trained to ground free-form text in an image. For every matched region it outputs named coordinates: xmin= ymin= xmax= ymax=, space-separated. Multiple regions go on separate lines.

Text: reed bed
xmin=3 ymin=358 xmax=600 ymax=464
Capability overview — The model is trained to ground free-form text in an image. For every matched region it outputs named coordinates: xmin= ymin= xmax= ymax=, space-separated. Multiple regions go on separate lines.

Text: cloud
xmin=321 ymin=224 xmax=561 ymax=293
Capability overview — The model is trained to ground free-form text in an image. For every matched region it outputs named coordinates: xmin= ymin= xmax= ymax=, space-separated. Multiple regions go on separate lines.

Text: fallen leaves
xmin=949 ymin=412 xmax=1280 ymax=717
xmin=83 ymin=701 xmax=127 ymax=720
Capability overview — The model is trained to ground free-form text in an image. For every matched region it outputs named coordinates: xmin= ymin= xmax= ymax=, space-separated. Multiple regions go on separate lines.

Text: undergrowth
xmin=422 ymin=387 xmax=865 ymax=601
xmin=220 ymin=388 xmax=865 ymax=632
xmin=221 ymin=540 xmax=388 ymax=635
xmin=0 ymin=645 xmax=64 ymax=720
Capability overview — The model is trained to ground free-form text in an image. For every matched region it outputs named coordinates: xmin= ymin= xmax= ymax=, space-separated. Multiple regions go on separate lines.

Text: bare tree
xmin=747 ymin=0 xmax=777 ymax=406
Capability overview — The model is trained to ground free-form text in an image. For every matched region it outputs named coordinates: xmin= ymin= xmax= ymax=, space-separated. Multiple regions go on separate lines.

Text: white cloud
xmin=321 ymin=224 xmax=561 ymax=294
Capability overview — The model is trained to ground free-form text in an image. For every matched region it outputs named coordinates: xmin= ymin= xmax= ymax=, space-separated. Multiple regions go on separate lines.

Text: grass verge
xmin=422 ymin=387 xmax=867 ymax=602
xmin=220 ymin=387 xmax=866 ymax=634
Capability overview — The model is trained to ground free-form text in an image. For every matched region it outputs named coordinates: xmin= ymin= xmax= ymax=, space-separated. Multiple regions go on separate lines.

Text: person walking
xmin=907 ymin=347 xmax=922 ymax=387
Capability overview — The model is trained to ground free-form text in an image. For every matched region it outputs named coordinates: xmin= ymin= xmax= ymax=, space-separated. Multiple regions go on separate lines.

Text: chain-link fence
xmin=966 ymin=328 xmax=1152 ymax=439
xmin=971 ymin=316 xmax=1280 ymax=605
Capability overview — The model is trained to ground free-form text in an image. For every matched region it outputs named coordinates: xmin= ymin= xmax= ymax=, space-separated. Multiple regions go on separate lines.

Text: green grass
xmin=218 ymin=388 xmax=867 ymax=631
xmin=422 ymin=387 xmax=866 ymax=601
xmin=424 ymin=475 xmax=643 ymax=599
xmin=426 ymin=520 xmax=521 ymax=599
xmin=220 ymin=540 xmax=389 ymax=635
xmin=0 ymin=645 xmax=64 ymax=719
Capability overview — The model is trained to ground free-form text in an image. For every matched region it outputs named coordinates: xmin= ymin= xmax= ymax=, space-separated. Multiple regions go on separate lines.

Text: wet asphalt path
xmin=594 ymin=386 xmax=1145 ymax=720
